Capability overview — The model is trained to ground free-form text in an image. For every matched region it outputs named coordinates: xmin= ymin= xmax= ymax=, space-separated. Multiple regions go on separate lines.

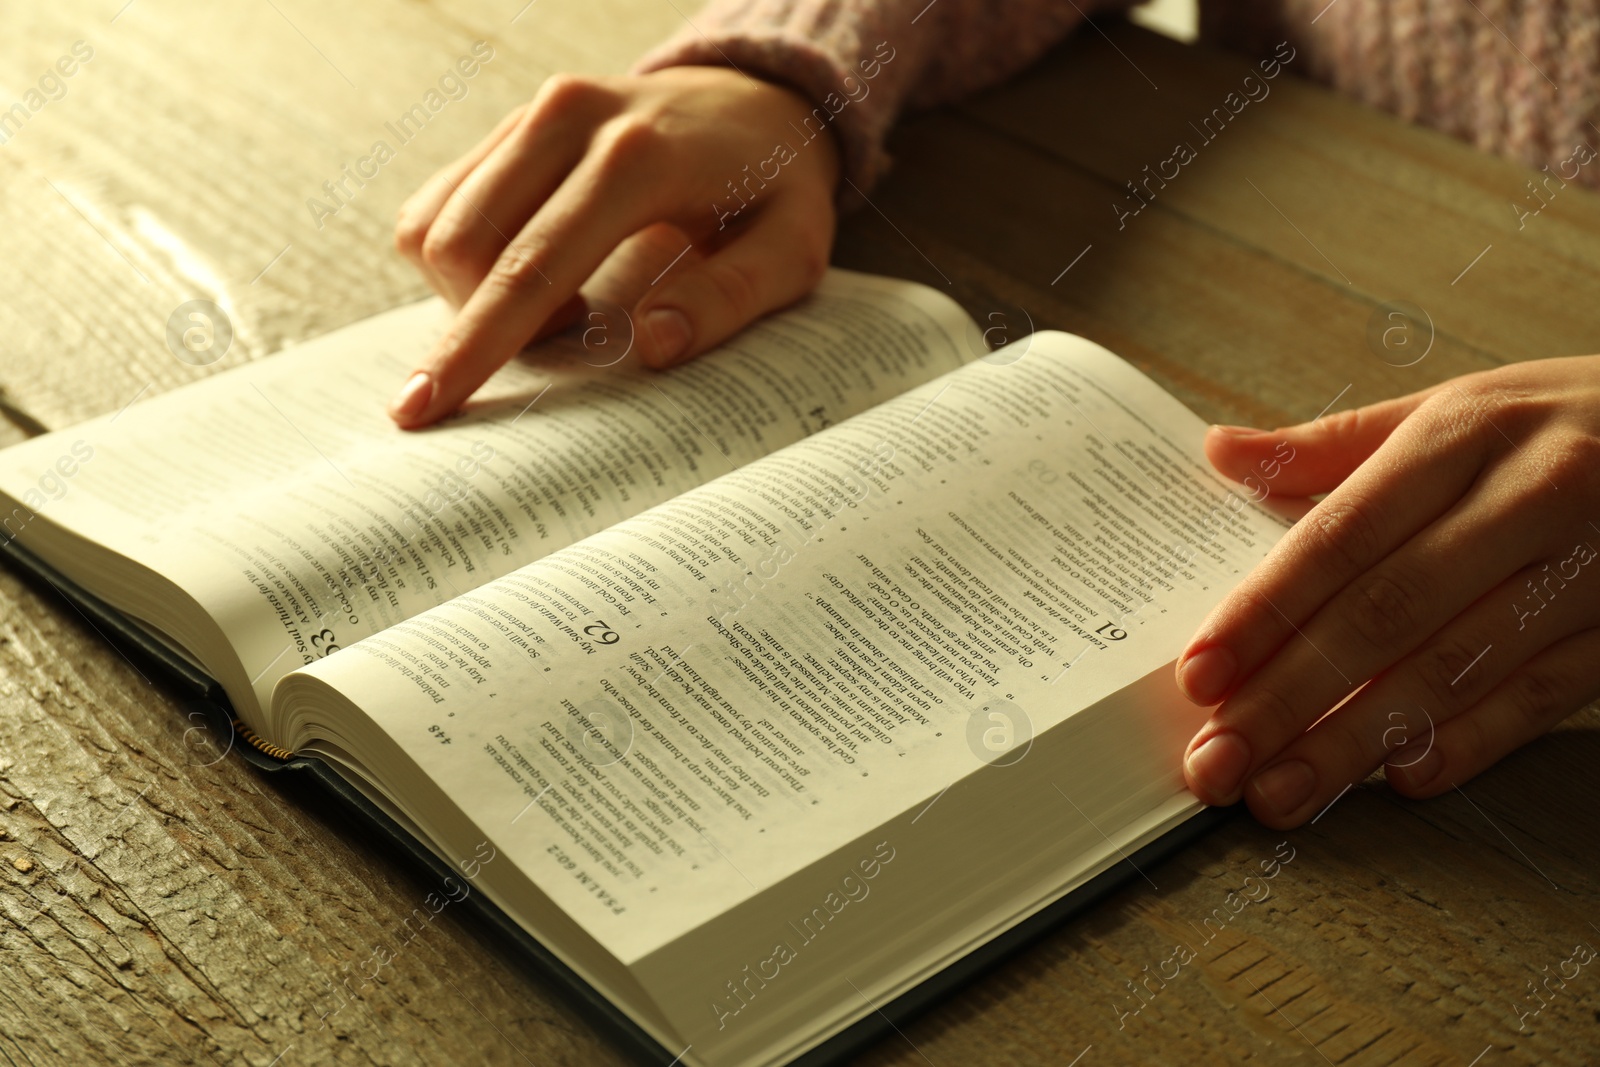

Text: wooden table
xmin=2 ymin=4 xmax=1597 ymax=1064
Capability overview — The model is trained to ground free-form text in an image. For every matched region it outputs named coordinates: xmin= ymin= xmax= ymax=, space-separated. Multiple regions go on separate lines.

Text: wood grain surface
xmin=1 ymin=4 xmax=1597 ymax=1065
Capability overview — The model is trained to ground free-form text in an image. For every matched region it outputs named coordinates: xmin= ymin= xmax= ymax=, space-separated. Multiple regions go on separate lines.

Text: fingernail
xmin=1185 ymin=732 xmax=1252 ymax=803
xmin=1178 ymin=645 xmax=1236 ymax=705
xmin=1390 ymin=746 xmax=1443 ymax=792
xmin=644 ymin=308 xmax=691 ymax=365
xmin=1213 ymin=424 xmax=1267 ymax=437
xmin=1250 ymin=760 xmax=1316 ymax=819
xmin=390 ymin=371 xmax=435 ymax=423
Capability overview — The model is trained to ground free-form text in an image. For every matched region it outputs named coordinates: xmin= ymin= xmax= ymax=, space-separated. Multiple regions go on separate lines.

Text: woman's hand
xmin=1177 ymin=356 xmax=1600 ymax=828
xmin=389 ymin=66 xmax=840 ymax=428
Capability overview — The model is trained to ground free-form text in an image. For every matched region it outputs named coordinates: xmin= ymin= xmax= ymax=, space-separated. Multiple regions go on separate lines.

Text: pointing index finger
xmin=388 ymin=135 xmax=665 ymax=428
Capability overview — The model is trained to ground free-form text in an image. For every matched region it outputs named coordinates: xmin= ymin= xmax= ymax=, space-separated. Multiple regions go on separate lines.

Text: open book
xmin=0 ymin=270 xmax=1297 ymax=1067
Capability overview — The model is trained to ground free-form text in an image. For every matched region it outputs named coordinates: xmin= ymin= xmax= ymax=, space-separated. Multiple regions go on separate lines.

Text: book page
xmin=285 ymin=331 xmax=1299 ymax=963
xmin=0 ymin=270 xmax=974 ymax=720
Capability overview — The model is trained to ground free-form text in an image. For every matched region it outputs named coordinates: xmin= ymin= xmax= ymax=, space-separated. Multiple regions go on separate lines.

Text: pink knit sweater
xmin=634 ymin=0 xmax=1600 ymax=192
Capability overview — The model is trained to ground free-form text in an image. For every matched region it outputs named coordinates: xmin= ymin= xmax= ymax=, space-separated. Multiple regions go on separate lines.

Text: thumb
xmin=632 ymin=202 xmax=831 ymax=369
xmin=1204 ymin=387 xmax=1441 ymax=496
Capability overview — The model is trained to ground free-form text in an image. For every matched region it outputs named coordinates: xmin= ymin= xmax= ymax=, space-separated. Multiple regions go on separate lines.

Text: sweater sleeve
xmin=631 ymin=0 xmax=1135 ymax=194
